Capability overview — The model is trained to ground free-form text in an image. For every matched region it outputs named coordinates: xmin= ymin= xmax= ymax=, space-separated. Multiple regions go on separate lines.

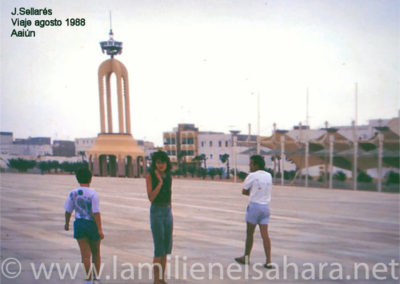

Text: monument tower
xmin=88 ymin=20 xmax=145 ymax=177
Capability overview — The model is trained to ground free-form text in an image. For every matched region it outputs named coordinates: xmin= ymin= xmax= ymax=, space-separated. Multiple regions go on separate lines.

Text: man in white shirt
xmin=235 ymin=155 xmax=273 ymax=269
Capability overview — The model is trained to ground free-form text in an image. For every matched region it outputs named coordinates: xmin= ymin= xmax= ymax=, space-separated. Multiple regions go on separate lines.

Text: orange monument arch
xmin=88 ymin=26 xmax=145 ymax=177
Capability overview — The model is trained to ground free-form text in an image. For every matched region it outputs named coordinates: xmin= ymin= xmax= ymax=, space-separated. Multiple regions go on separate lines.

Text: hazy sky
xmin=1 ymin=0 xmax=399 ymax=146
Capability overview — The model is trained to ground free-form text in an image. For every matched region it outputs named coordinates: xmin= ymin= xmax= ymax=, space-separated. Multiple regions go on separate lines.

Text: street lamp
xmin=375 ymin=128 xmax=385 ymax=192
xmin=251 ymin=92 xmax=261 ymax=154
xmin=230 ymin=130 xmax=241 ymax=183
xmin=277 ymin=129 xmax=288 ymax=186
xmin=328 ymin=131 xmax=335 ymax=189
xmin=352 ymin=120 xmax=358 ymax=191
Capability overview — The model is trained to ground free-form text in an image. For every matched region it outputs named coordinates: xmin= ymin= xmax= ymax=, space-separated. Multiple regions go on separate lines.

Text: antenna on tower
xmin=109 ymin=11 xmax=113 ymax=38
xmin=109 ymin=11 xmax=112 ymax=30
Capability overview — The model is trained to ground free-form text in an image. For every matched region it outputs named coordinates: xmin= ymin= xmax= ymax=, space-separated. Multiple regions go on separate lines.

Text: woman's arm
xmin=146 ymin=173 xmax=163 ymax=202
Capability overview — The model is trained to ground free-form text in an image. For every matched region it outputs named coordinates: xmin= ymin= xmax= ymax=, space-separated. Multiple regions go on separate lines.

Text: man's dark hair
xmin=250 ymin=155 xmax=265 ymax=170
xmin=150 ymin=151 xmax=172 ymax=173
xmin=75 ymin=168 xmax=92 ymax=184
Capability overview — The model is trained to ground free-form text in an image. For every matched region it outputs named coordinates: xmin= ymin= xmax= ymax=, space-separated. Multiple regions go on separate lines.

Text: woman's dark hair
xmin=75 ymin=168 xmax=92 ymax=184
xmin=250 ymin=155 xmax=265 ymax=170
xmin=150 ymin=151 xmax=172 ymax=173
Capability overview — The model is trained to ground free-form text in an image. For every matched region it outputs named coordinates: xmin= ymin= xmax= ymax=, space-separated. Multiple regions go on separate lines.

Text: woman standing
xmin=146 ymin=151 xmax=173 ymax=284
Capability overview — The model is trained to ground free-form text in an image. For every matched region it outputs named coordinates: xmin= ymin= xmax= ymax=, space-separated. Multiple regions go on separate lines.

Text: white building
xmin=197 ymin=132 xmax=233 ymax=170
xmin=74 ymin=137 xmax=96 ymax=156
xmin=287 ymin=127 xmax=325 ymax=143
xmin=0 ymin=133 xmax=53 ymax=157
xmin=1 ymin=144 xmax=52 ymax=156
xmin=137 ymin=140 xmax=158 ymax=158
xmin=0 ymin=132 xmax=13 ymax=145
xmin=197 ymin=132 xmax=280 ymax=173
xmin=334 ymin=118 xmax=391 ymax=141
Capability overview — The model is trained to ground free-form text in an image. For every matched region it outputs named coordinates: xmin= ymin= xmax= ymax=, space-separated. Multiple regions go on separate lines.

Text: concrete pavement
xmin=1 ymin=173 xmax=399 ymax=283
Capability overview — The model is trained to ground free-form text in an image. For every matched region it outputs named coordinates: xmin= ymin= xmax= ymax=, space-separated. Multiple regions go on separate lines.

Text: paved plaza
xmin=1 ymin=173 xmax=399 ymax=283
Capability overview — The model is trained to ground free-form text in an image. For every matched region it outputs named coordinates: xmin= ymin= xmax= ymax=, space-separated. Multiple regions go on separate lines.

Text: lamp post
xmin=305 ymin=140 xmax=309 ymax=188
xmin=377 ymin=131 xmax=384 ymax=192
xmin=352 ymin=120 xmax=358 ymax=191
xmin=329 ymin=134 xmax=334 ymax=189
xmin=280 ymin=135 xmax=285 ymax=186
xmin=300 ymin=122 xmax=310 ymax=188
xmin=251 ymin=92 xmax=261 ymax=154
xmin=273 ymin=123 xmax=277 ymax=182
xmin=298 ymin=122 xmax=303 ymax=185
xmin=257 ymin=92 xmax=260 ymax=154
xmin=230 ymin=130 xmax=240 ymax=183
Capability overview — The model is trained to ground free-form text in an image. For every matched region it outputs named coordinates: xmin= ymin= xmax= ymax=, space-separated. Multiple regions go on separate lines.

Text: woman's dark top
xmin=150 ymin=171 xmax=172 ymax=205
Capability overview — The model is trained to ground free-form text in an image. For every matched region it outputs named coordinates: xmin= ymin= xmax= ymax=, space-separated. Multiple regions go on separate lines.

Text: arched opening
xmin=125 ymin=156 xmax=133 ymax=177
xmin=105 ymin=73 xmax=113 ymax=133
xmin=88 ymin=155 xmax=93 ymax=172
xmin=108 ymin=155 xmax=118 ymax=177
xmin=99 ymin=155 xmax=107 ymax=176
xmin=109 ymin=73 xmax=121 ymax=133
xmin=99 ymin=154 xmax=118 ymax=177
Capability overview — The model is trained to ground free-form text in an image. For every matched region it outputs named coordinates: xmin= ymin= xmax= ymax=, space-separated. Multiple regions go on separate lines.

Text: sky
xmin=1 ymin=0 xmax=399 ymax=146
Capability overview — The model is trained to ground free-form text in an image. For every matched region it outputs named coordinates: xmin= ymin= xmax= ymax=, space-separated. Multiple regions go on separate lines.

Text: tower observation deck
xmin=100 ymin=29 xmax=122 ymax=58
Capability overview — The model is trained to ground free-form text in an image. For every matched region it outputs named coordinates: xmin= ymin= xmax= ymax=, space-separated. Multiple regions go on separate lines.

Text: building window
xmin=218 ymin=141 xmax=222 ymax=147
xmin=209 ymin=141 xmax=213 ymax=147
xmin=167 ymin=150 xmax=175 ymax=156
xmin=201 ymin=141 xmax=204 ymax=147
xmin=181 ymin=150 xmax=194 ymax=156
xmin=182 ymin=137 xmax=194 ymax=144
xmin=225 ymin=141 xmax=228 ymax=147
xmin=210 ymin=154 xmax=213 ymax=159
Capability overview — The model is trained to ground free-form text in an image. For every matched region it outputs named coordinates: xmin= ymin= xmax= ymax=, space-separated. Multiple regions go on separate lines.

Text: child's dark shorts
xmin=73 ymin=218 xmax=100 ymax=241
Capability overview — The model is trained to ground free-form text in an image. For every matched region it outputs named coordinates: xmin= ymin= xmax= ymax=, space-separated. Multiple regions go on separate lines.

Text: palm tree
xmin=78 ymin=151 xmax=86 ymax=162
xmin=219 ymin=153 xmax=230 ymax=179
xmin=193 ymin=155 xmax=203 ymax=169
xmin=194 ymin=154 xmax=207 ymax=169
xmin=200 ymin=153 xmax=207 ymax=169
xmin=177 ymin=150 xmax=186 ymax=175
